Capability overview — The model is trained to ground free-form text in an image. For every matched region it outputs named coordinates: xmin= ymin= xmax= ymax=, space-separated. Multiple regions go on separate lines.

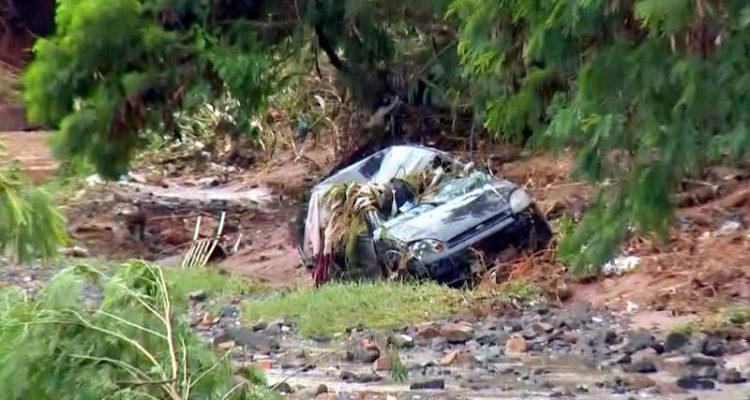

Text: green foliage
xmin=502 ymin=279 xmax=541 ymax=302
xmin=388 ymin=346 xmax=408 ymax=382
xmin=0 ymin=160 xmax=67 ymax=263
xmin=22 ymin=0 xmax=460 ymax=180
xmin=452 ymin=0 xmax=750 ymax=273
xmin=162 ymin=267 xmax=267 ymax=305
xmin=0 ymin=260 xmax=278 ymax=400
xmin=241 ymin=281 xmax=464 ymax=337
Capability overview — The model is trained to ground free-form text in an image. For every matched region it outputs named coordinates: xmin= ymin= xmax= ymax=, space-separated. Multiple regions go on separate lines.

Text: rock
xmin=440 ymin=349 xmax=476 ymax=366
xmin=188 ymin=290 xmax=208 ymax=302
xmin=410 ymin=379 xmax=445 ymax=390
xmin=219 ymin=305 xmax=239 ymax=318
xmin=620 ymin=374 xmax=657 ymax=389
xmin=534 ymin=322 xmax=555 ymax=334
xmin=505 ymin=333 xmax=528 ymax=355
xmin=251 ymin=322 xmax=267 ymax=331
xmin=521 ymin=328 xmax=539 ymax=340
xmin=201 ymin=312 xmax=217 ymax=326
xmin=346 ymin=346 xmax=380 ymax=364
xmin=273 ymin=381 xmax=294 ymax=394
xmin=563 ymin=331 xmax=582 ymax=344
xmin=392 ymin=334 xmax=415 ymax=349
xmin=631 ymin=347 xmax=657 ymax=362
xmin=664 ymin=331 xmax=690 ymax=352
xmin=623 ymin=359 xmax=657 ymax=374
xmin=60 ymin=245 xmax=89 ymax=259
xmin=687 ymin=354 xmax=717 ymax=367
xmin=693 ymin=366 xmax=719 ymax=379
xmin=624 ymin=330 xmax=657 ymax=354
xmin=312 ymin=333 xmax=331 ymax=343
xmin=417 ymin=325 xmax=441 ymax=339
xmin=598 ymin=329 xmax=619 ymax=345
xmin=373 ymin=355 xmax=391 ymax=371
xmin=676 ymin=375 xmax=715 ymax=390
xmin=718 ymin=368 xmax=747 ymax=384
xmin=503 ymin=320 xmax=524 ymax=333
xmin=615 ymin=354 xmax=632 ymax=364
xmin=701 ymin=336 xmax=725 ymax=357
xmin=339 ymin=371 xmax=356 ymax=381
xmin=225 ymin=328 xmax=280 ymax=352
xmin=353 ymin=373 xmax=382 ymax=383
xmin=440 ymin=322 xmax=475 ymax=344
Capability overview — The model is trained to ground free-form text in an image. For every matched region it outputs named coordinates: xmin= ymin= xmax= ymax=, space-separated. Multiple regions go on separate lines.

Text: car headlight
xmin=409 ymin=239 xmax=445 ymax=259
xmin=509 ymin=188 xmax=533 ymax=213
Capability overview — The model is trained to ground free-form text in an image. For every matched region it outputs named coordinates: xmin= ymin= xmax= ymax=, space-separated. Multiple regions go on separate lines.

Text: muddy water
xmin=262 ymin=339 xmax=750 ymax=399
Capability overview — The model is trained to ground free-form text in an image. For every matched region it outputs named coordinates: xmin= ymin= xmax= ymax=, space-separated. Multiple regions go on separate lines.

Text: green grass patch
xmin=241 ymin=281 xmax=465 ymax=337
xmin=163 ymin=267 xmax=267 ymax=301
xmin=502 ymin=279 xmax=541 ymax=302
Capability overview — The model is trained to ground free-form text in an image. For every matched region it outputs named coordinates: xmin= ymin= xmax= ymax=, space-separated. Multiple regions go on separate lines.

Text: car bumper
xmin=406 ymin=209 xmax=547 ymax=287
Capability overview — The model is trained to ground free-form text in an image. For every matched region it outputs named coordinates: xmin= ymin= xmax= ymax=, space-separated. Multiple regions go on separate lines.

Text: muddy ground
xmin=2 ymin=130 xmax=750 ymax=398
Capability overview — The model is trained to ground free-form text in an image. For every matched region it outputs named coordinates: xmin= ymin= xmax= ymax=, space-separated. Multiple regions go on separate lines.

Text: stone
xmin=504 ymin=320 xmax=524 ymax=332
xmin=505 ymin=333 xmax=528 ymax=355
xmin=623 ymin=359 xmax=657 ymax=374
xmin=664 ymin=331 xmax=690 ymax=353
xmin=339 ymin=371 xmax=356 ymax=381
xmin=219 ymin=304 xmax=239 ymax=318
xmin=312 ymin=333 xmax=331 ymax=343
xmin=373 ymin=355 xmax=391 ymax=371
xmin=534 ymin=322 xmax=555 ymax=334
xmin=440 ymin=349 xmax=476 ymax=366
xmin=562 ymin=331 xmax=582 ymax=344
xmin=676 ymin=375 xmax=715 ymax=390
xmin=392 ymin=334 xmax=415 ymax=349
xmin=201 ymin=312 xmax=216 ymax=326
xmin=631 ymin=347 xmax=657 ymax=362
xmin=225 ymin=328 xmax=280 ymax=352
xmin=621 ymin=374 xmax=657 ymax=389
xmin=692 ymin=366 xmax=719 ymax=379
xmin=346 ymin=346 xmax=380 ymax=364
xmin=188 ymin=290 xmax=207 ymax=302
xmin=251 ymin=322 xmax=267 ymax=331
xmin=410 ymin=379 xmax=445 ymax=390
xmin=417 ymin=326 xmax=441 ymax=339
xmin=687 ymin=354 xmax=717 ymax=367
xmin=440 ymin=322 xmax=475 ymax=344
xmin=701 ymin=336 xmax=725 ymax=357
xmin=598 ymin=329 xmax=619 ymax=345
xmin=624 ymin=330 xmax=657 ymax=354
xmin=718 ymin=368 xmax=747 ymax=384
xmin=353 ymin=373 xmax=382 ymax=383
xmin=273 ymin=382 xmax=294 ymax=394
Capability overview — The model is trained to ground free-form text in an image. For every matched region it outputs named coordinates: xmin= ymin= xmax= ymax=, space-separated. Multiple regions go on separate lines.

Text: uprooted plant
xmin=0 ymin=260 xmax=279 ymax=400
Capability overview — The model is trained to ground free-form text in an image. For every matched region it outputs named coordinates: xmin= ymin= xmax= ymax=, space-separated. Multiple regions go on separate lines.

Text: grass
xmin=668 ymin=304 xmax=750 ymax=335
xmin=162 ymin=266 xmax=268 ymax=302
xmin=240 ymin=281 xmax=466 ymax=337
xmin=501 ymin=279 xmax=541 ymax=302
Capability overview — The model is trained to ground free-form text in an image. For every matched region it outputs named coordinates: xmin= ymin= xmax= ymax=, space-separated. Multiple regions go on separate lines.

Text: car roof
xmin=315 ymin=144 xmax=455 ymax=190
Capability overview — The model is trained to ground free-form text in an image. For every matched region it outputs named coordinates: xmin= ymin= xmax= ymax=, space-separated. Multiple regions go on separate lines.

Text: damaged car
xmin=294 ymin=144 xmax=551 ymax=287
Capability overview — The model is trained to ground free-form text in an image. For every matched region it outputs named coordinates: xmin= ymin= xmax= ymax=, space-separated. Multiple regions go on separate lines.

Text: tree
xmin=0 ymin=153 xmax=66 ymax=264
xmin=451 ymin=0 xmax=750 ymax=274
xmin=22 ymin=0 xmax=459 ymax=179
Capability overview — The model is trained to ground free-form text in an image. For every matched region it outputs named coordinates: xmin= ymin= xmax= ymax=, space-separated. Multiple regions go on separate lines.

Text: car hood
xmin=376 ymin=180 xmax=517 ymax=245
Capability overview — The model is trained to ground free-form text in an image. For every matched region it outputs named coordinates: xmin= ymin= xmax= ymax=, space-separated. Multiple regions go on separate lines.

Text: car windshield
xmin=379 ymin=169 xmax=492 ymax=229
